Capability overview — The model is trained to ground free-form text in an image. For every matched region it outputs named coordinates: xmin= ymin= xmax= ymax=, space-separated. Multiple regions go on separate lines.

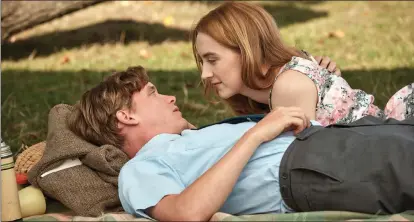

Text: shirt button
xmin=281 ymin=185 xmax=287 ymax=194
xmin=282 ymin=173 xmax=288 ymax=180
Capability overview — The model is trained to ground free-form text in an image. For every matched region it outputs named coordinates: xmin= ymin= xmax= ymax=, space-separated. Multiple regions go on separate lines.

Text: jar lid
xmin=1 ymin=140 xmax=13 ymax=158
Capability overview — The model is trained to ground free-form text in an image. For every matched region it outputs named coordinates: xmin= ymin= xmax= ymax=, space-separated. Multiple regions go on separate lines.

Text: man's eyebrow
xmin=201 ymin=52 xmax=217 ymax=58
xmin=147 ymin=85 xmax=156 ymax=95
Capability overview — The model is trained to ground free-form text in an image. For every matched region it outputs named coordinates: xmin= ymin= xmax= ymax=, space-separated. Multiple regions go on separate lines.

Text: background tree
xmin=1 ymin=0 xmax=106 ymax=43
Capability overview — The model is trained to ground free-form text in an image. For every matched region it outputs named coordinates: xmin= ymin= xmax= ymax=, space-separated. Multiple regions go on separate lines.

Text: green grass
xmin=2 ymin=1 xmax=414 ymax=152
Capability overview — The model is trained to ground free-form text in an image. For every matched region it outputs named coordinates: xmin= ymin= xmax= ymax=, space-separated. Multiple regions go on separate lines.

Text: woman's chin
xmin=217 ymin=90 xmax=236 ymax=100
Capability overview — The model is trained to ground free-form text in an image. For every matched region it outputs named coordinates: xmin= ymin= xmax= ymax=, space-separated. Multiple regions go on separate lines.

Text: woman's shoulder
xmin=285 ymin=56 xmax=319 ymax=70
xmin=280 ymin=56 xmax=332 ymax=82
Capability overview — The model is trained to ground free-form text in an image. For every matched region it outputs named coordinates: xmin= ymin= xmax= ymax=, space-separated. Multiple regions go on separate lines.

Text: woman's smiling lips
xmin=212 ymin=82 xmax=222 ymax=87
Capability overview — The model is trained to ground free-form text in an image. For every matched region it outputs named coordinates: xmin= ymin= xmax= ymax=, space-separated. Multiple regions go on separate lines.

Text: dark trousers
xmin=279 ymin=116 xmax=414 ymax=214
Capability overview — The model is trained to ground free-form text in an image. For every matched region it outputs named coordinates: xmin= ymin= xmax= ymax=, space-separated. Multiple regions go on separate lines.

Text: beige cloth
xmin=28 ymin=104 xmax=130 ymax=217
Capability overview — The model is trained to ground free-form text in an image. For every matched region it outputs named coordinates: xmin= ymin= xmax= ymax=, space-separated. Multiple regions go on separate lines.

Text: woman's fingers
xmin=314 ymin=56 xmax=322 ymax=64
xmin=334 ymin=68 xmax=342 ymax=76
xmin=319 ymin=56 xmax=331 ymax=69
xmin=327 ymin=61 xmax=337 ymax=72
xmin=314 ymin=55 xmax=342 ymax=76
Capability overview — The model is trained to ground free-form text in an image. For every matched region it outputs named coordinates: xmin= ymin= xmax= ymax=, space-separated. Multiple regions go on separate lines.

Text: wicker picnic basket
xmin=15 ymin=141 xmax=46 ymax=174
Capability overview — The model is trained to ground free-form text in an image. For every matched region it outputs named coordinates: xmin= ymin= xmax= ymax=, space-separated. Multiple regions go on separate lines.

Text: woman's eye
xmin=208 ymin=59 xmax=217 ymax=64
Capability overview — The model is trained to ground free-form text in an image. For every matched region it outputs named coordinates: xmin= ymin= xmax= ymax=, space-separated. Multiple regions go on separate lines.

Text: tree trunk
xmin=1 ymin=0 xmax=106 ymax=43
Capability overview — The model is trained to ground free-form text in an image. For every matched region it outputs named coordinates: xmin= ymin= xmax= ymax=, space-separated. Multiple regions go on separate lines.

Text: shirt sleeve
xmin=118 ymin=157 xmax=185 ymax=219
xmin=310 ymin=120 xmax=322 ymax=126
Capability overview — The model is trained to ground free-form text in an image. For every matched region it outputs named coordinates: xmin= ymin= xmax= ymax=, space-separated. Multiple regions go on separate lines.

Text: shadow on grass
xmin=2 ymin=2 xmax=328 ymax=61
xmin=2 ymin=66 xmax=413 ymax=152
xmin=194 ymin=1 xmax=329 ymax=28
xmin=342 ymin=68 xmax=414 ymax=107
xmin=2 ymin=20 xmax=190 ymax=61
xmin=186 ymin=1 xmax=329 ymax=28
xmin=262 ymin=3 xmax=328 ymax=28
xmin=197 ymin=1 xmax=325 ymax=6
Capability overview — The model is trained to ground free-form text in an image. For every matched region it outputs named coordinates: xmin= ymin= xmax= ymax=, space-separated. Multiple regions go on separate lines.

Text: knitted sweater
xmin=28 ymin=104 xmax=129 ymax=216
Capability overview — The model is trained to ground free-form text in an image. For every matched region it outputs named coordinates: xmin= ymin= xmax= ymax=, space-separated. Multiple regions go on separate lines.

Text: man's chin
xmin=181 ymin=118 xmax=194 ymax=130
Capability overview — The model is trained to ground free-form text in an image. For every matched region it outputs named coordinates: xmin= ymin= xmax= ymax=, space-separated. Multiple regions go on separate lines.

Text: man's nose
xmin=165 ymin=95 xmax=176 ymax=104
xmin=201 ymin=65 xmax=213 ymax=80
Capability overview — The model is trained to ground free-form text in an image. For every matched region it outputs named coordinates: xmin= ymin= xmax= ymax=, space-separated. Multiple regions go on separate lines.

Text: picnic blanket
xmin=23 ymin=211 xmax=414 ymax=221
xmin=21 ymin=198 xmax=414 ymax=221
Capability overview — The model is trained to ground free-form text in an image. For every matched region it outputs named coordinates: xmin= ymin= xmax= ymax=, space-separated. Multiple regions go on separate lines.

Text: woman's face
xmin=195 ymin=32 xmax=244 ymax=99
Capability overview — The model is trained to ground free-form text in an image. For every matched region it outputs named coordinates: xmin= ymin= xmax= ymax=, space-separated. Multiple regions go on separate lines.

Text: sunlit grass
xmin=2 ymin=1 xmax=414 ymax=151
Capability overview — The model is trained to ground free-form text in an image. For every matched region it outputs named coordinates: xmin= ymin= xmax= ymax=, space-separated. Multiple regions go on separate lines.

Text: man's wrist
xmin=243 ymin=128 xmax=265 ymax=145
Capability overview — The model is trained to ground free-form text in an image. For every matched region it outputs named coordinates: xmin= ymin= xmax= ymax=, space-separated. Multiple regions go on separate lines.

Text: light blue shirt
xmin=119 ymin=121 xmax=320 ymax=219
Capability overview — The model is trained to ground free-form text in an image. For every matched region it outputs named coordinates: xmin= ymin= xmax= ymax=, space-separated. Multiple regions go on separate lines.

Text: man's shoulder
xmin=119 ymin=154 xmax=172 ymax=181
xmin=119 ymin=134 xmax=188 ymax=178
xmin=136 ymin=133 xmax=182 ymax=156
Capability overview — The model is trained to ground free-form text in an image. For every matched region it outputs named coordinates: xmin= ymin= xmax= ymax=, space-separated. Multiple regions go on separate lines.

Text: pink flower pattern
xmin=280 ymin=56 xmax=414 ymax=126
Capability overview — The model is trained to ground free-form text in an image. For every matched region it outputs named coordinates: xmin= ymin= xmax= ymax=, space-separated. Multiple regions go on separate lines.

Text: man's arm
xmin=147 ymin=131 xmax=261 ymax=221
xmin=147 ymin=107 xmax=309 ymax=221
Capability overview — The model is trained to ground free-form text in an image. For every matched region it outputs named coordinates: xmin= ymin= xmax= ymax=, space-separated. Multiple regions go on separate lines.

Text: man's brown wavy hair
xmin=68 ymin=66 xmax=149 ymax=148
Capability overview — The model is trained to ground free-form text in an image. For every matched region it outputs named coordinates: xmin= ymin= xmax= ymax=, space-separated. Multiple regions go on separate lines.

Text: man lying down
xmin=68 ymin=66 xmax=414 ymax=221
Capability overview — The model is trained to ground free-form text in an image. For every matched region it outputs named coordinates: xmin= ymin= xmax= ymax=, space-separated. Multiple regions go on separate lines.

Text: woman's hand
xmin=314 ymin=55 xmax=342 ymax=76
xmin=248 ymin=107 xmax=310 ymax=143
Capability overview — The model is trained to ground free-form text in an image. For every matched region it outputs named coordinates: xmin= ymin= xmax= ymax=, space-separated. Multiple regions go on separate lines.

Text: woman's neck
xmin=239 ymin=66 xmax=284 ymax=105
xmin=240 ymin=86 xmax=270 ymax=105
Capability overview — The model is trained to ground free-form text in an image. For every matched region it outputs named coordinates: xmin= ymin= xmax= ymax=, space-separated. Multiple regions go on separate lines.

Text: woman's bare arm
xmin=270 ymin=70 xmax=318 ymax=120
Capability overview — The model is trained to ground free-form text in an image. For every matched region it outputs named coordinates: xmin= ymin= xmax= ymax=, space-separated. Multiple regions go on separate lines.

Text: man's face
xmin=130 ymin=82 xmax=189 ymax=135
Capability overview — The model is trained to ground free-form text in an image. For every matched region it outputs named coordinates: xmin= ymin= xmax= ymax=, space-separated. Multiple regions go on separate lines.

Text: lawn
xmin=2 ymin=1 xmax=414 ymax=152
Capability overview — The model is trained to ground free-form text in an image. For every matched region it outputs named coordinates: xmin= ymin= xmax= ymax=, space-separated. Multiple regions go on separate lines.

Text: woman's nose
xmin=201 ymin=66 xmax=213 ymax=80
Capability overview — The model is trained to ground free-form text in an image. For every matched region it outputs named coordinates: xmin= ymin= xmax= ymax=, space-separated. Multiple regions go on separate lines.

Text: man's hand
xmin=314 ymin=56 xmax=341 ymax=76
xmin=249 ymin=107 xmax=310 ymax=143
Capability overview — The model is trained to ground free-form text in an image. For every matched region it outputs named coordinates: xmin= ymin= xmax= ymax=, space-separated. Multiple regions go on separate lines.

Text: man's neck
xmin=122 ymin=133 xmax=151 ymax=159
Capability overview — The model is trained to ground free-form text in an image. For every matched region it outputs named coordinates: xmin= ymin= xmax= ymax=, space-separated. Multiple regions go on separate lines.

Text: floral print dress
xmin=270 ymin=56 xmax=414 ymax=126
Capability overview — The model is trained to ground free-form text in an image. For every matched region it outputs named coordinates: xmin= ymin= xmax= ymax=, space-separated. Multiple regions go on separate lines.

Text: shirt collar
xmin=135 ymin=133 xmax=181 ymax=157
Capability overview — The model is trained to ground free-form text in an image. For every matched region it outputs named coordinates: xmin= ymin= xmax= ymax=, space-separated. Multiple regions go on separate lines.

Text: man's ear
xmin=116 ymin=109 xmax=140 ymax=126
